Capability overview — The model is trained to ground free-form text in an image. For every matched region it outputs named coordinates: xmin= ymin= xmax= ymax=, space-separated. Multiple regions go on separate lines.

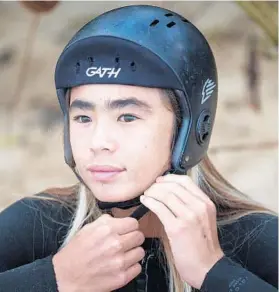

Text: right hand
xmin=52 ymin=214 xmax=145 ymax=292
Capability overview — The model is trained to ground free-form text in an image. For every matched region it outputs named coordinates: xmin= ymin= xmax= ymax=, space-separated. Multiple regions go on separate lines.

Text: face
xmin=69 ymin=84 xmax=175 ymax=203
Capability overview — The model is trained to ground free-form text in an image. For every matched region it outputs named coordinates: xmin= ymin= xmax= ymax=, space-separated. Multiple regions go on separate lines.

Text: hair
xmin=43 ymin=89 xmax=276 ymax=292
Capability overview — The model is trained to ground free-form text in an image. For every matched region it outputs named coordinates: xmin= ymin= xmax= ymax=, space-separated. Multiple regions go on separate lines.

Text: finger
xmin=110 ymin=263 xmax=142 ymax=290
xmin=86 ymin=216 xmax=139 ymax=239
xmin=143 ymin=183 xmax=187 ymax=218
xmin=158 ymin=174 xmax=212 ymax=204
xmin=121 ymin=230 xmax=145 ymax=251
xmin=149 ymin=181 xmax=216 ymax=232
xmin=103 ymin=216 xmax=140 ymax=235
xmin=151 ymin=181 xmax=205 ymax=209
xmin=140 ymin=195 xmax=176 ymax=229
xmin=124 ymin=247 xmax=145 ymax=269
xmin=123 ymin=263 xmax=142 ymax=285
xmin=157 ymin=181 xmax=215 ymax=228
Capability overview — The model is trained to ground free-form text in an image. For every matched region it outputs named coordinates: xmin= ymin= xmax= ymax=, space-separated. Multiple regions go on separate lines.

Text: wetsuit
xmin=0 ymin=194 xmax=277 ymax=291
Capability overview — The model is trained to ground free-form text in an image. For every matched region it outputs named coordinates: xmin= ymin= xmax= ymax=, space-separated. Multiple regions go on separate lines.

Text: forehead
xmin=70 ymin=84 xmax=165 ymax=105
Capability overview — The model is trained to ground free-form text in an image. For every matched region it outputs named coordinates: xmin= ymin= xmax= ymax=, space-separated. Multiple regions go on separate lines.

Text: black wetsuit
xmin=0 ymin=194 xmax=278 ymax=292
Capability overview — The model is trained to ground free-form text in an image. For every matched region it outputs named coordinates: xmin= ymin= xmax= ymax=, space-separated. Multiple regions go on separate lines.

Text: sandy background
xmin=0 ymin=1 xmax=277 ymax=212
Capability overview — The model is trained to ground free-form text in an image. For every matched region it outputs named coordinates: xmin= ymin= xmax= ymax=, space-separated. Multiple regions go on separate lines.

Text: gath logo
xmin=86 ymin=67 xmax=121 ymax=78
xmin=201 ymin=78 xmax=216 ymax=105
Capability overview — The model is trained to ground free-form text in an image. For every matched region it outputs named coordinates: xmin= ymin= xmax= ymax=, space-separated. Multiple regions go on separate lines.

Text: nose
xmin=89 ymin=119 xmax=118 ymax=154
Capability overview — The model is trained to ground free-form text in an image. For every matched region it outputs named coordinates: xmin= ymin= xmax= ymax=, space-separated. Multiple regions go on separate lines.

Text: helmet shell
xmin=55 ymin=5 xmax=218 ymax=172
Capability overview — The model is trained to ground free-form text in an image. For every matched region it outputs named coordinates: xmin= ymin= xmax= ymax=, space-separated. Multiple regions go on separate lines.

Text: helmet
xmin=54 ymin=4 xmax=218 ymax=219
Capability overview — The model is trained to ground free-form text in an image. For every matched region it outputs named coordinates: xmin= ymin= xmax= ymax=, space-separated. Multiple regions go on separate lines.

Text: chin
xmin=90 ymin=185 xmax=142 ymax=203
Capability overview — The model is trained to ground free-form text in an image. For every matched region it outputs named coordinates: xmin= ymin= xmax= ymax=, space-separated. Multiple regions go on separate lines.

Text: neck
xmin=111 ymin=206 xmax=163 ymax=238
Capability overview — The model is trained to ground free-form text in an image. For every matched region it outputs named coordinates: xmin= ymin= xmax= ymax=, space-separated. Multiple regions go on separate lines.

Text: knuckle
xmin=200 ymin=203 xmax=208 ymax=214
xmin=102 ymin=213 xmax=112 ymax=219
xmin=110 ymin=238 xmax=123 ymax=252
xmin=208 ymin=201 xmax=216 ymax=213
xmin=128 ymin=218 xmax=139 ymax=230
xmin=114 ymin=256 xmax=125 ymax=270
xmin=144 ymin=183 xmax=157 ymax=196
xmin=144 ymin=188 xmax=151 ymax=196
xmin=169 ymin=220 xmax=185 ymax=235
xmin=115 ymin=271 xmax=128 ymax=287
xmin=100 ymin=214 xmax=112 ymax=223
xmin=184 ymin=175 xmax=192 ymax=184
xmin=100 ymin=224 xmax=113 ymax=237
xmin=79 ymin=223 xmax=90 ymax=235
xmin=187 ymin=211 xmax=198 ymax=223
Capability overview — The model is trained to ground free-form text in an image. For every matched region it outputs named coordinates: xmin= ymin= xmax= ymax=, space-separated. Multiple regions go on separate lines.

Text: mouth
xmin=87 ymin=165 xmax=126 ymax=182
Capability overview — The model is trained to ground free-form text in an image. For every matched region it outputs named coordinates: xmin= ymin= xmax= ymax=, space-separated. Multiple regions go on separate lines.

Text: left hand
xmin=140 ymin=174 xmax=224 ymax=289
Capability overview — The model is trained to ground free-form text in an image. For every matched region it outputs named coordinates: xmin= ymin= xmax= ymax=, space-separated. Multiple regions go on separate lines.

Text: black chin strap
xmin=72 ymin=168 xmax=172 ymax=221
xmin=97 ymin=170 xmax=172 ymax=220
xmin=97 ymin=196 xmax=149 ymax=220
xmin=97 ymin=196 xmax=141 ymax=210
xmin=130 ymin=204 xmax=149 ymax=220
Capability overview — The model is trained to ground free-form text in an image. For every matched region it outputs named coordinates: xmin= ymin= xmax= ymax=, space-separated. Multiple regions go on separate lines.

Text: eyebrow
xmin=69 ymin=97 xmax=153 ymax=113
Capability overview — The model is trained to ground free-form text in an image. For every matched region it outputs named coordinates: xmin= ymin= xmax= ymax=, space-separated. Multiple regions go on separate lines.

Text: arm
xmin=0 ymin=256 xmax=58 ymax=292
xmin=201 ymin=213 xmax=278 ymax=291
xmin=200 ymin=255 xmax=277 ymax=292
xmin=0 ymin=194 xmax=72 ymax=291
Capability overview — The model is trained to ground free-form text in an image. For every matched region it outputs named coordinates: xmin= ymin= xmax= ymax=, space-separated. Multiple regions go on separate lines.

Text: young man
xmin=0 ymin=5 xmax=277 ymax=292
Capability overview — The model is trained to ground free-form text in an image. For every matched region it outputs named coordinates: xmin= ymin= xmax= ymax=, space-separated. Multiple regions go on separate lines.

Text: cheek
xmin=69 ymin=125 xmax=89 ymax=164
xmin=126 ymin=119 xmax=173 ymax=165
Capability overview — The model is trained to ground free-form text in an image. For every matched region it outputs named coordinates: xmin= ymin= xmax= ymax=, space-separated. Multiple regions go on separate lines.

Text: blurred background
xmin=0 ymin=1 xmax=277 ymax=212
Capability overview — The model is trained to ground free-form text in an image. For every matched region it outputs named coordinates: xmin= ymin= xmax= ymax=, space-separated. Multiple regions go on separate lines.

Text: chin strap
xmin=97 ymin=170 xmax=173 ymax=220
xmin=130 ymin=204 xmax=149 ymax=220
xmin=97 ymin=196 xmax=149 ymax=220
xmin=72 ymin=168 xmax=173 ymax=221
xmin=97 ymin=196 xmax=142 ymax=210
xmin=72 ymin=168 xmax=149 ymax=219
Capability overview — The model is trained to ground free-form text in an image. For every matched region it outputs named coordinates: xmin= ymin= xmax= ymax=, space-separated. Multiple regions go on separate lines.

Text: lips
xmin=87 ymin=165 xmax=125 ymax=182
xmin=87 ymin=165 xmax=125 ymax=172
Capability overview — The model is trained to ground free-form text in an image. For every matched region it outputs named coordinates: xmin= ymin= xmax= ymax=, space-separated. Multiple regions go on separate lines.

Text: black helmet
xmin=54 ymin=4 xmax=218 ymax=218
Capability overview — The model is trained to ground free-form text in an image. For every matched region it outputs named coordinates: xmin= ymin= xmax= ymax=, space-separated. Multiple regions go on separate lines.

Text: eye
xmin=118 ymin=114 xmax=139 ymax=123
xmin=73 ymin=115 xmax=92 ymax=123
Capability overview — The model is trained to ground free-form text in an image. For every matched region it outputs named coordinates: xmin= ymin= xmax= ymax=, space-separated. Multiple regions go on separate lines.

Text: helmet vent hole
xmin=150 ymin=19 xmax=159 ymax=27
xmin=130 ymin=61 xmax=136 ymax=71
xmin=115 ymin=56 xmax=120 ymax=69
xmin=167 ymin=21 xmax=176 ymax=28
xmin=165 ymin=13 xmax=173 ymax=17
xmin=204 ymin=115 xmax=210 ymax=122
xmin=181 ymin=19 xmax=189 ymax=23
xmin=202 ymin=132 xmax=209 ymax=141
xmin=196 ymin=111 xmax=212 ymax=145
xmin=75 ymin=62 xmax=80 ymax=74
xmin=88 ymin=57 xmax=94 ymax=66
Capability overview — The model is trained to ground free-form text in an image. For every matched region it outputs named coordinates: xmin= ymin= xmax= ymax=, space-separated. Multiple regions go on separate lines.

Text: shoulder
xmin=0 ymin=192 xmax=74 ymax=264
xmin=219 ymin=212 xmax=278 ymax=287
xmin=1 ymin=192 xmax=74 ymax=230
xmin=219 ymin=212 xmax=278 ymax=252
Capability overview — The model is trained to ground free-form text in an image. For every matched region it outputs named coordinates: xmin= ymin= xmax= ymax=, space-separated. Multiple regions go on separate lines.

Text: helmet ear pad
xmin=171 ymin=90 xmax=215 ymax=173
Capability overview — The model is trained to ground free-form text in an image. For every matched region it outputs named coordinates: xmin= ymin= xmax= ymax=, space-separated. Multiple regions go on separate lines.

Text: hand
xmin=53 ymin=214 xmax=145 ymax=292
xmin=140 ymin=174 xmax=224 ymax=289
